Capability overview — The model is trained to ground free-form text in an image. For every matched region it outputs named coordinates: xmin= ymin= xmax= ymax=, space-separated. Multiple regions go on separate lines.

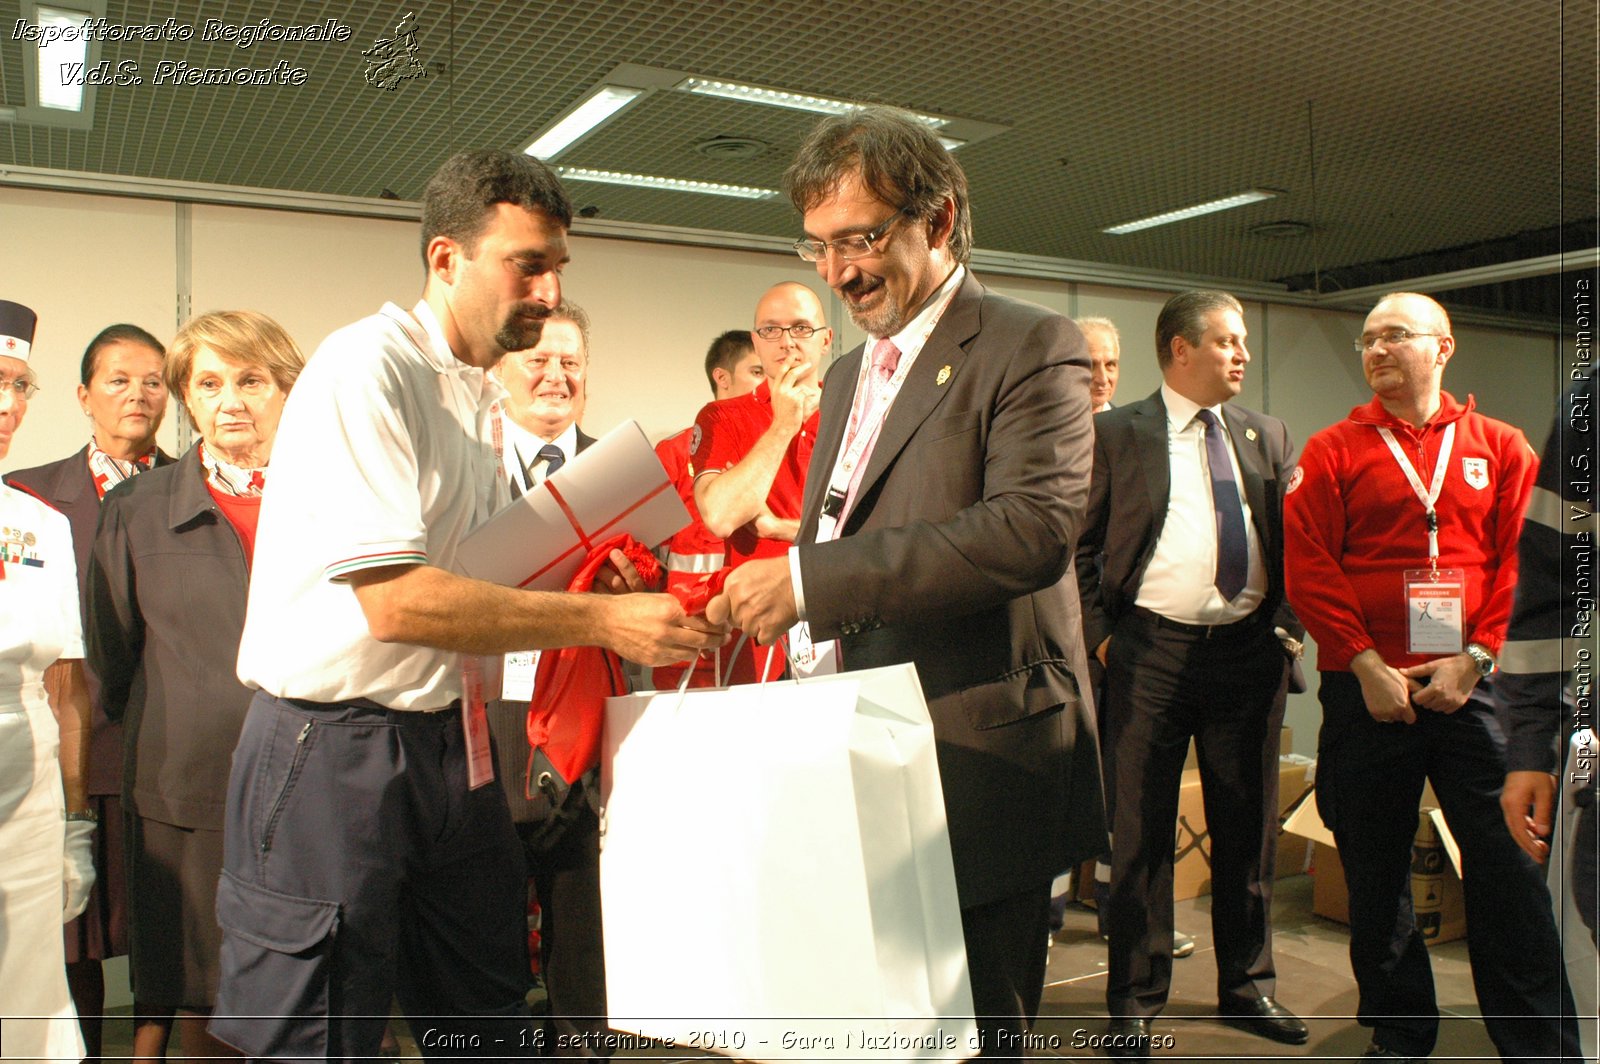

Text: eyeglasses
xmin=0 ymin=375 xmax=38 ymax=400
xmin=793 ymin=209 xmax=906 ymax=262
xmin=753 ymin=323 xmax=822 ymax=341
xmin=1353 ymin=328 xmax=1442 ymax=353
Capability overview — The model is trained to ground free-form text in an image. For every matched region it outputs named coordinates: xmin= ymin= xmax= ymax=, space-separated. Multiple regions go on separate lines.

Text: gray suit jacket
xmin=796 ymin=271 xmax=1106 ymax=908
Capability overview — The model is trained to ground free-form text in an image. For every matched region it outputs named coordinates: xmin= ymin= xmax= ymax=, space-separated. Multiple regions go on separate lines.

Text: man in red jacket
xmin=1284 ymin=291 xmax=1578 ymax=1063
xmin=652 ymin=330 xmax=763 ymax=689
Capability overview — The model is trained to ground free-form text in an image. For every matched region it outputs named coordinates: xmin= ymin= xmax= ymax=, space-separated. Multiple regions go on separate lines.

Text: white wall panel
xmin=0 ymin=187 xmax=180 ymax=470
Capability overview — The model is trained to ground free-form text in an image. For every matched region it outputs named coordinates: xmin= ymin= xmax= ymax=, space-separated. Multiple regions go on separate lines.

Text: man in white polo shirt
xmin=212 ymin=150 xmax=724 ymax=1062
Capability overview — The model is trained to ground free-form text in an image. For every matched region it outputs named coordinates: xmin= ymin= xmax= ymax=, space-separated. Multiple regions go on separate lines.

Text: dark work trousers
xmin=963 ymin=884 xmax=1053 ymax=1059
xmin=210 ymin=693 xmax=534 ymax=1063
xmin=1103 ymin=607 xmax=1286 ymax=1018
xmin=1315 ymin=673 xmax=1582 ymax=1061
xmin=522 ymin=787 xmax=610 ymax=1059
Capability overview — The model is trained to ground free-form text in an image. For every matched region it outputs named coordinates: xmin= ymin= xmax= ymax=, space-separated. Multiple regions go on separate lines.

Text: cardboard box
xmin=1291 ymin=803 xmax=1467 ymax=945
xmin=1169 ymin=756 xmax=1312 ymax=900
xmin=1073 ymin=749 xmax=1311 ymax=905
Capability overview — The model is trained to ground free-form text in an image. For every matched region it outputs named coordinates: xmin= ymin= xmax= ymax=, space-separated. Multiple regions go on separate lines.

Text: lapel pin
xmin=1245 ymin=427 xmax=1257 ymax=441
xmin=935 ymin=365 xmax=952 ymax=386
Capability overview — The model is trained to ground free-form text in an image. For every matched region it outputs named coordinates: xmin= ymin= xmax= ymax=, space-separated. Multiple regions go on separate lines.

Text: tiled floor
xmin=95 ymin=875 xmax=1594 ymax=1060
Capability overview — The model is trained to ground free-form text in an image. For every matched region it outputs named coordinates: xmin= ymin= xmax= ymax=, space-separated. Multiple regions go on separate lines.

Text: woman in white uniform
xmin=0 ymin=299 xmax=97 ymax=1060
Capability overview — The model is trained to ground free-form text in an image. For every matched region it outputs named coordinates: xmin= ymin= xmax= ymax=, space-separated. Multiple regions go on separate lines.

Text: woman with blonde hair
xmin=88 ymin=309 xmax=305 ymax=1060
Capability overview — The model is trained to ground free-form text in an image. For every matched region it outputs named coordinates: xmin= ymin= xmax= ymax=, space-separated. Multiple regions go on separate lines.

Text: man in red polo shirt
xmin=691 ymin=282 xmax=831 ymax=679
xmin=652 ymin=330 xmax=764 ymax=689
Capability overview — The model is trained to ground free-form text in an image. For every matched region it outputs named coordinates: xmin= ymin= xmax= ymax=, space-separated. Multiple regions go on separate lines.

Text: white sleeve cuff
xmin=787 ymin=546 xmax=808 ymax=622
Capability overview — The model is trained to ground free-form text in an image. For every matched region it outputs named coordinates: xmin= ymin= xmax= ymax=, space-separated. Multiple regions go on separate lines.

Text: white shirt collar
xmin=1160 ymin=382 xmax=1223 ymax=432
xmin=875 ymin=264 xmax=966 ymax=352
xmin=387 ymin=299 xmax=471 ymax=376
xmin=504 ymin=417 xmax=577 ymax=461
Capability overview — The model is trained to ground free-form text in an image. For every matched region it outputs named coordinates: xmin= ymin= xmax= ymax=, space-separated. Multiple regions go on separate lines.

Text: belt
xmin=1129 ymin=605 xmax=1266 ymax=640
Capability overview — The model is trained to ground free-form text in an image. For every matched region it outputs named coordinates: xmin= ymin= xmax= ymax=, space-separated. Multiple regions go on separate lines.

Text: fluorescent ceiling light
xmin=36 ymin=6 xmax=91 ymax=111
xmin=524 ymin=85 xmax=646 ymax=160
xmin=1102 ymin=190 xmax=1278 ymax=235
xmin=556 ymin=166 xmax=780 ymax=201
xmin=676 ymin=76 xmax=948 ymax=130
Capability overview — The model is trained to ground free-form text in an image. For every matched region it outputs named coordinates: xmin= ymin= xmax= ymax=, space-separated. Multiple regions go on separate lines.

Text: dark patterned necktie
xmin=535 ymin=443 xmax=565 ymax=480
xmin=1196 ymin=409 xmax=1247 ymax=600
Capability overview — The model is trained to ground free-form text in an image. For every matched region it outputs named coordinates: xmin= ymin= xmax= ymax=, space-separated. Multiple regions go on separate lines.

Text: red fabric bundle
xmin=523 ymin=534 xmax=659 ymax=793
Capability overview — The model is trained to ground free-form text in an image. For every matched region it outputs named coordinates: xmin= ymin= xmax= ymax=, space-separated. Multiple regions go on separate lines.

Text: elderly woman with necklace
xmin=88 ymin=310 xmax=304 ymax=1061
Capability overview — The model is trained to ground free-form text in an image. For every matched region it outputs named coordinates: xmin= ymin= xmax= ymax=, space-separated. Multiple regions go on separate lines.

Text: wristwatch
xmin=1464 ymin=643 xmax=1498 ymax=678
xmin=65 ymin=809 xmax=98 ymax=823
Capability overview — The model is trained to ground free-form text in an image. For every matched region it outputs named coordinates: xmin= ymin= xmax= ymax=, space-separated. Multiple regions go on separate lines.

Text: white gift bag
xmin=599 ymin=663 xmax=978 ymax=1062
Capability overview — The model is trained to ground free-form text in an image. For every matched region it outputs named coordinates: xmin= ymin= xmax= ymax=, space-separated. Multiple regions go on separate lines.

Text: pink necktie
xmin=847 ymin=338 xmax=901 ymax=450
xmin=839 ymin=338 xmax=902 ymax=513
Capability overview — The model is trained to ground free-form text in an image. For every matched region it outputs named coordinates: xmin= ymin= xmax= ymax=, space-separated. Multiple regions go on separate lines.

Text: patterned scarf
xmin=200 ymin=442 xmax=266 ymax=497
xmin=87 ymin=439 xmax=158 ymax=499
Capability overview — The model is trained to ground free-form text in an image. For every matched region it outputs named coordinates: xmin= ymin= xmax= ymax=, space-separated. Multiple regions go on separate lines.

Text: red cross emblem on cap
xmin=3 ymin=338 xmax=14 ymax=351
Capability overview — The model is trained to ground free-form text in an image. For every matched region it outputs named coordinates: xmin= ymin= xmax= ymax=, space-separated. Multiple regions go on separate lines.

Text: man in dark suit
xmin=714 ymin=106 xmax=1105 ymax=1057
xmin=483 ymin=298 xmax=608 ymax=1058
xmin=1076 ymin=290 xmax=1306 ymax=1057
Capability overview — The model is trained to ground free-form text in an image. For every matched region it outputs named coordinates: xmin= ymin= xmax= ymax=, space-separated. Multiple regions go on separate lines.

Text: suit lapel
xmin=800 ymin=347 xmax=861 ymax=540
xmin=1132 ymin=393 xmax=1170 ymax=537
xmin=843 ymin=273 xmax=980 ymax=530
xmin=1222 ymin=405 xmax=1270 ymax=542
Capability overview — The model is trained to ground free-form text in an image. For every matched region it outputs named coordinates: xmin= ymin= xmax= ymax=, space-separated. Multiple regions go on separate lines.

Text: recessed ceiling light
xmin=1103 ymin=190 xmax=1279 ymax=235
xmin=676 ymin=76 xmax=948 ymax=130
xmin=524 ymin=85 xmax=647 ymax=160
xmin=555 ymin=166 xmax=780 ymax=201
xmin=35 ymin=5 xmax=92 ymax=112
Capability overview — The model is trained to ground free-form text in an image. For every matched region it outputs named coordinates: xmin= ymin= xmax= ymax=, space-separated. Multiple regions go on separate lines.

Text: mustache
xmin=839 ymin=276 xmax=880 ymax=299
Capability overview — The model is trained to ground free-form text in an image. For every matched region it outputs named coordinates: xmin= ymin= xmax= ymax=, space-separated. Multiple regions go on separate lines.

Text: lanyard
xmin=816 ymin=275 xmax=960 ymax=541
xmin=1376 ymin=422 xmax=1455 ymax=571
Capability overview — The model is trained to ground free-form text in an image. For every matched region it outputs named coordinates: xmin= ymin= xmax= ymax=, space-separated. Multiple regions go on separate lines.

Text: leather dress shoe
xmin=1217 ymin=995 xmax=1308 ymax=1045
xmin=1361 ymin=1040 xmax=1421 ymax=1061
xmin=1104 ymin=1017 xmax=1152 ymax=1060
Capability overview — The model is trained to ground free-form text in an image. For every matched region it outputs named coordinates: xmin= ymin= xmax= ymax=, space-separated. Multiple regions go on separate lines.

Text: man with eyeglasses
xmin=1285 ymin=291 xmax=1580 ymax=1062
xmin=653 ymin=330 xmax=763 ymax=691
xmin=710 ymin=106 xmax=1105 ymax=1057
xmin=689 ymin=281 xmax=830 ymax=680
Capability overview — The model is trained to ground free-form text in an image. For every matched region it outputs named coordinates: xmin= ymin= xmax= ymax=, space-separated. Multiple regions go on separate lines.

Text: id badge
xmin=786 ymin=620 xmax=839 ymax=677
xmin=1403 ymin=568 xmax=1465 ymax=655
xmin=500 ymin=650 xmax=541 ymax=701
xmin=460 ymin=656 xmax=495 ymax=790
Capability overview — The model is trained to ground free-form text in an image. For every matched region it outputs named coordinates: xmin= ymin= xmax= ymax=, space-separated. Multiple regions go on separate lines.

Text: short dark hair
xmin=1154 ymin=290 xmax=1243 ymax=369
xmin=703 ymin=330 xmax=754 ymax=396
xmin=784 ymin=106 xmax=973 ymax=264
xmin=419 ymin=150 xmax=573 ymax=266
xmin=81 ymin=324 xmax=165 ymax=385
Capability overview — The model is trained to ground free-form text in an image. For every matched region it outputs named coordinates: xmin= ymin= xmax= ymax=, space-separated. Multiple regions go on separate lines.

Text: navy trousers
xmin=211 ymin=693 xmax=533 ymax=1062
xmin=1315 ymin=673 xmax=1581 ymax=1061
